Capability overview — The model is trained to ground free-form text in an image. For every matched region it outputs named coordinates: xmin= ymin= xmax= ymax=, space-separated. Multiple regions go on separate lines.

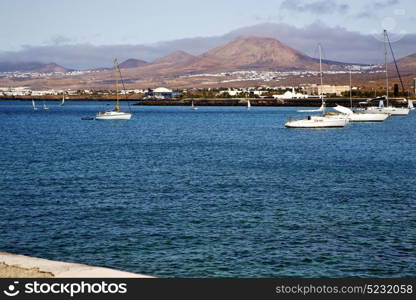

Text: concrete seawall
xmin=0 ymin=252 xmax=152 ymax=278
xmin=134 ymin=98 xmax=409 ymax=107
xmin=2 ymin=97 xmax=411 ymax=107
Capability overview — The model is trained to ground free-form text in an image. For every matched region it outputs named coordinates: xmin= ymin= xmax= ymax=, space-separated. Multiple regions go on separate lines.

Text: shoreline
xmin=0 ymin=97 xmax=410 ymax=107
xmin=0 ymin=252 xmax=152 ymax=278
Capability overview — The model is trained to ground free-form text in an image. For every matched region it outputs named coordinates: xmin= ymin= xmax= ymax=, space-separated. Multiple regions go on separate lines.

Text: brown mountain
xmin=153 ymin=50 xmax=197 ymax=66
xmin=0 ymin=61 xmax=69 ymax=73
xmin=119 ymin=51 xmax=198 ymax=76
xmin=38 ymin=63 xmax=69 ymax=73
xmin=394 ymin=52 xmax=416 ymax=72
xmin=122 ymin=37 xmax=331 ymax=76
xmin=119 ymin=58 xmax=148 ymax=69
xmin=115 ymin=38 xmax=356 ymax=78
xmin=174 ymin=37 xmax=328 ymax=73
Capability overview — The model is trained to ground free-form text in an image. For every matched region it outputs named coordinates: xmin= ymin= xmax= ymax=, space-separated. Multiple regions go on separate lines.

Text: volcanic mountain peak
xmin=119 ymin=58 xmax=148 ymax=68
xmin=0 ymin=61 xmax=69 ymax=73
xmin=200 ymin=37 xmax=315 ymax=69
xmin=38 ymin=63 xmax=69 ymax=73
xmin=153 ymin=50 xmax=197 ymax=65
xmin=394 ymin=52 xmax=416 ymax=72
xmin=173 ymin=36 xmax=321 ymax=72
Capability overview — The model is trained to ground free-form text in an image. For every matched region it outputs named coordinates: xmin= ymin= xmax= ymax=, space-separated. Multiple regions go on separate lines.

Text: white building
xmin=273 ymin=88 xmax=308 ymax=100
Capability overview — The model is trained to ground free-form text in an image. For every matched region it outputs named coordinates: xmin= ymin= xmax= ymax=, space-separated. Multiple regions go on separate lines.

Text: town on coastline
xmin=1 ymin=81 xmax=414 ymax=107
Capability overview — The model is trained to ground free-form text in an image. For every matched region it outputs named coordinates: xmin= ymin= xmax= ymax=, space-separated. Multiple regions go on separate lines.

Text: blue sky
xmin=1 ymin=0 xmax=414 ymax=51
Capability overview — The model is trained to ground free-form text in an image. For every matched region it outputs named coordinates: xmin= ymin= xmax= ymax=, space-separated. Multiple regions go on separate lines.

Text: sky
xmin=1 ymin=0 xmax=414 ymax=51
xmin=0 ymin=0 xmax=415 ymax=68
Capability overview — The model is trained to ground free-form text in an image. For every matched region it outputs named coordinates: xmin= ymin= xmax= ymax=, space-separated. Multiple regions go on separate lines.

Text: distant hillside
xmin=152 ymin=50 xmax=198 ymax=66
xmin=115 ymin=51 xmax=199 ymax=76
xmin=121 ymin=37 xmax=353 ymax=76
xmin=199 ymin=37 xmax=320 ymax=70
xmin=38 ymin=63 xmax=69 ymax=73
xmin=394 ymin=52 xmax=416 ymax=72
xmin=118 ymin=58 xmax=148 ymax=69
xmin=0 ymin=61 xmax=69 ymax=73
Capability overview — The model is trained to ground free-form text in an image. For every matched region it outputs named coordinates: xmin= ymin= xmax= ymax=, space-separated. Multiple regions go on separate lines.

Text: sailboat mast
xmin=318 ymin=44 xmax=324 ymax=101
xmin=349 ymin=67 xmax=353 ymax=109
xmin=318 ymin=43 xmax=323 ymax=101
xmin=114 ymin=58 xmax=120 ymax=112
xmin=384 ymin=29 xmax=389 ymax=107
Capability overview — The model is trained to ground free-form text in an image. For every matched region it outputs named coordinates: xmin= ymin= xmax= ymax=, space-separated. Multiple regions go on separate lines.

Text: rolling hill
xmin=120 ymin=37 xmax=353 ymax=76
xmin=0 ymin=61 xmax=69 ymax=73
xmin=118 ymin=58 xmax=148 ymax=69
xmin=394 ymin=52 xmax=416 ymax=72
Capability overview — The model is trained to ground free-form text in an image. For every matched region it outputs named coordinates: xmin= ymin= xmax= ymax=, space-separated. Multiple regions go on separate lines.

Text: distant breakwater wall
xmin=0 ymin=96 xmax=134 ymax=101
xmin=134 ymin=98 xmax=408 ymax=107
xmin=1 ymin=96 xmax=409 ymax=107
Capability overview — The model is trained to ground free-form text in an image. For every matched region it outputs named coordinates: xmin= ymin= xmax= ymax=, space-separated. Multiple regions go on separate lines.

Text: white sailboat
xmin=60 ymin=95 xmax=65 ymax=106
xmin=408 ymin=99 xmax=414 ymax=110
xmin=43 ymin=101 xmax=48 ymax=110
xmin=32 ymin=99 xmax=38 ymax=111
xmin=334 ymin=68 xmax=389 ymax=122
xmin=96 ymin=59 xmax=132 ymax=120
xmin=285 ymin=44 xmax=348 ymax=129
xmin=333 ymin=105 xmax=389 ymax=122
xmin=191 ymin=100 xmax=198 ymax=110
xmin=363 ymin=30 xmax=410 ymax=116
xmin=285 ymin=115 xmax=348 ymax=128
xmin=365 ymin=99 xmax=410 ymax=116
xmin=247 ymin=100 xmax=251 ymax=110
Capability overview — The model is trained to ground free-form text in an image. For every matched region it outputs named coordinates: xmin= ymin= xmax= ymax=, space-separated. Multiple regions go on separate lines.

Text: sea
xmin=0 ymin=100 xmax=415 ymax=277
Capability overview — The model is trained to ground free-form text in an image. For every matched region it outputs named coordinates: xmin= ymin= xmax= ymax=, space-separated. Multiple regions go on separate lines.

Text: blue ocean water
xmin=0 ymin=100 xmax=415 ymax=277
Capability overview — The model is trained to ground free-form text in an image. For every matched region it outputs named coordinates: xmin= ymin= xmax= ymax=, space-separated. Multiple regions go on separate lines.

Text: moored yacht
xmin=285 ymin=44 xmax=348 ymax=129
xmin=285 ymin=115 xmax=348 ymax=128
xmin=96 ymin=110 xmax=132 ymax=120
xmin=335 ymin=69 xmax=390 ymax=122
xmin=333 ymin=105 xmax=389 ymax=122
xmin=364 ymin=102 xmax=409 ymax=116
xmin=361 ymin=30 xmax=410 ymax=116
xmin=96 ymin=59 xmax=132 ymax=121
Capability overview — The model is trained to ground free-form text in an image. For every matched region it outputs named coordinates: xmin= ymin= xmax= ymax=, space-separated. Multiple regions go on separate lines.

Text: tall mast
xmin=349 ymin=67 xmax=353 ymax=109
xmin=318 ymin=43 xmax=323 ymax=102
xmin=386 ymin=30 xmax=406 ymax=97
xmin=114 ymin=58 xmax=120 ymax=112
xmin=384 ymin=29 xmax=389 ymax=107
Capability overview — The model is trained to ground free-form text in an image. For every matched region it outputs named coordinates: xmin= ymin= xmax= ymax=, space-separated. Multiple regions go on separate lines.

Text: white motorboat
xmin=96 ymin=59 xmax=132 ymax=121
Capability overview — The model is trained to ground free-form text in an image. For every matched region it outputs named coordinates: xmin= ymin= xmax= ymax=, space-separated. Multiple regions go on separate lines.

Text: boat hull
xmin=349 ymin=113 xmax=389 ymax=122
xmin=95 ymin=111 xmax=132 ymax=120
xmin=364 ymin=107 xmax=409 ymax=116
xmin=285 ymin=117 xmax=348 ymax=128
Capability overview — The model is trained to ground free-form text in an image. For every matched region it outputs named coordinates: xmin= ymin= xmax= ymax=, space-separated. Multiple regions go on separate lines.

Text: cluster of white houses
xmin=217 ymin=84 xmax=352 ymax=98
xmin=0 ymin=84 xmax=353 ymax=99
